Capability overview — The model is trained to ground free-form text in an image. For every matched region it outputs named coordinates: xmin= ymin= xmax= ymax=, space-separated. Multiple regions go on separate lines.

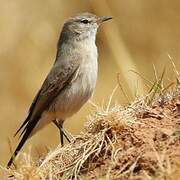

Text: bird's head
xmin=60 ymin=12 xmax=112 ymax=41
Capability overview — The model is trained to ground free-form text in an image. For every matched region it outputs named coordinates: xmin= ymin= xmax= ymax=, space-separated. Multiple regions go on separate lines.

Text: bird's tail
xmin=7 ymin=114 xmax=40 ymax=167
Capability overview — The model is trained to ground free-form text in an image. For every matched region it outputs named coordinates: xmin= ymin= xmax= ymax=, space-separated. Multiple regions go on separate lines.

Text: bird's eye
xmin=81 ymin=19 xmax=89 ymax=24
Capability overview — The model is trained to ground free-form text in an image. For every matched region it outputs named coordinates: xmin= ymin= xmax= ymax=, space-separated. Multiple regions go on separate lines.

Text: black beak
xmin=97 ymin=16 xmax=113 ymax=24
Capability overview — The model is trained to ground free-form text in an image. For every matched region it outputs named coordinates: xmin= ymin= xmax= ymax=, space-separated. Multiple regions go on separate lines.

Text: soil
xmin=79 ymin=95 xmax=180 ymax=179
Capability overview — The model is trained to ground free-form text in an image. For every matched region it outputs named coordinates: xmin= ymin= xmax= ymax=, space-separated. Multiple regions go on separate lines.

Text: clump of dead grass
xmin=38 ymin=104 xmax=137 ymax=179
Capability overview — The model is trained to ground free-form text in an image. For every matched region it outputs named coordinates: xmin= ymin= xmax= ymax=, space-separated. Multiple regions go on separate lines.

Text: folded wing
xmin=7 ymin=56 xmax=80 ymax=167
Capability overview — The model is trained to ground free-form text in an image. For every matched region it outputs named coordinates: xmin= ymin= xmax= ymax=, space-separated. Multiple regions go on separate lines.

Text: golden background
xmin=1 ymin=0 xmax=180 ymax=165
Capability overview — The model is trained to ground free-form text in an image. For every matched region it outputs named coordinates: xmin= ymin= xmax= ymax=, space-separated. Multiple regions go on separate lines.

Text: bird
xmin=7 ymin=12 xmax=112 ymax=167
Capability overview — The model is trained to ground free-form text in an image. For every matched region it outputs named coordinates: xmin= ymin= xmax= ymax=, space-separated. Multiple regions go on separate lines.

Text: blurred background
xmin=1 ymin=0 xmax=180 ymax=165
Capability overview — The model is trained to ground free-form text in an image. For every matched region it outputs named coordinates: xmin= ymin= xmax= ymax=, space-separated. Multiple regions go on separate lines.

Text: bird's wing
xmin=7 ymin=55 xmax=81 ymax=167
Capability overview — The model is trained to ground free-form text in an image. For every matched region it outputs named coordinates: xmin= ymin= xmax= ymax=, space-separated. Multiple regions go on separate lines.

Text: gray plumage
xmin=7 ymin=12 xmax=112 ymax=167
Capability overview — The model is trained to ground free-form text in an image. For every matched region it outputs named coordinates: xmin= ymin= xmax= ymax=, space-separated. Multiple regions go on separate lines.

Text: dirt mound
xmin=81 ymin=101 xmax=180 ymax=179
xmin=1 ymin=87 xmax=180 ymax=179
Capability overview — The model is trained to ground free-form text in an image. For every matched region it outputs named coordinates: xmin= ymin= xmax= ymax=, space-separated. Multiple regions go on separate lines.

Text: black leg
xmin=53 ymin=120 xmax=71 ymax=146
xmin=60 ymin=127 xmax=71 ymax=143
xmin=60 ymin=126 xmax=64 ymax=146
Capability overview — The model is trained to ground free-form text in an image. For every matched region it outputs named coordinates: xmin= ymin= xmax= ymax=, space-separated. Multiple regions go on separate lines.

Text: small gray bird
xmin=7 ymin=12 xmax=112 ymax=167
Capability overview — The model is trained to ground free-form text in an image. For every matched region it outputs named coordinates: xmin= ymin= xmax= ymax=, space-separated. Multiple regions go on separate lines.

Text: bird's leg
xmin=60 ymin=126 xmax=71 ymax=143
xmin=53 ymin=119 xmax=71 ymax=146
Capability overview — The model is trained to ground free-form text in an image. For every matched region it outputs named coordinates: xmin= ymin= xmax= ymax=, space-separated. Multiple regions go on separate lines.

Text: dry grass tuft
xmin=38 ymin=104 xmax=136 ymax=179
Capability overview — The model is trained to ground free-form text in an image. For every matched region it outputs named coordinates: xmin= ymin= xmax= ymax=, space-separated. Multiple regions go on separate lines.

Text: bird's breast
xmin=69 ymin=42 xmax=98 ymax=104
xmin=53 ymin=42 xmax=98 ymax=119
xmin=79 ymin=43 xmax=98 ymax=91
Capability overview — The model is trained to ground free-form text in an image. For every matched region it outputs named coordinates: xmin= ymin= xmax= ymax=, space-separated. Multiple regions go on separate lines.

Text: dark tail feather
xmin=14 ymin=114 xmax=31 ymax=137
xmin=7 ymin=116 xmax=40 ymax=167
xmin=7 ymin=130 xmax=30 ymax=167
xmin=14 ymin=90 xmax=42 ymax=137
